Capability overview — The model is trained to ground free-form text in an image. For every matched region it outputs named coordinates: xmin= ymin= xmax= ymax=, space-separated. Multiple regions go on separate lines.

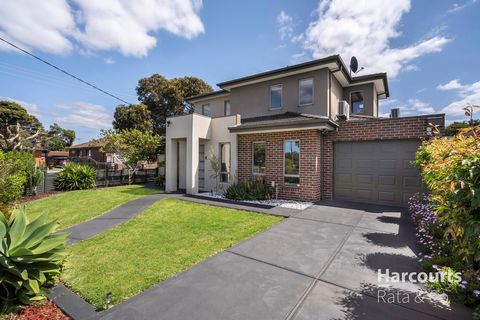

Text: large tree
xmin=136 ymin=75 xmax=213 ymax=134
xmin=112 ymin=103 xmax=153 ymax=132
xmin=46 ymin=123 xmax=76 ymax=151
xmin=0 ymin=100 xmax=44 ymax=151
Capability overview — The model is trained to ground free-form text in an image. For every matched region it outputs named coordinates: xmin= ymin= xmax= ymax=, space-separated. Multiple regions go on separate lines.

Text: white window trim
xmin=269 ymin=84 xmax=283 ymax=110
xmin=219 ymin=142 xmax=231 ymax=183
xmin=283 ymin=139 xmax=300 ymax=187
xmin=299 ymin=78 xmax=314 ymax=106
xmin=350 ymin=90 xmax=365 ymax=114
xmin=252 ymin=141 xmax=266 ymax=176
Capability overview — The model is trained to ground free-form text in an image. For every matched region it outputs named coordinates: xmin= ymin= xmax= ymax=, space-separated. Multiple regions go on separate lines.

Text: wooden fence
xmin=36 ymin=168 xmax=158 ymax=193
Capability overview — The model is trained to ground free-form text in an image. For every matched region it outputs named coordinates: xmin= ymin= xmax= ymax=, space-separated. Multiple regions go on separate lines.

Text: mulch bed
xmin=18 ymin=192 xmax=59 ymax=204
xmin=4 ymin=301 xmax=70 ymax=320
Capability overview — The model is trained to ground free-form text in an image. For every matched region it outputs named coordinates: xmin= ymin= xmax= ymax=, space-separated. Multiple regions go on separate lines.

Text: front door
xmin=199 ymin=144 xmax=205 ymax=190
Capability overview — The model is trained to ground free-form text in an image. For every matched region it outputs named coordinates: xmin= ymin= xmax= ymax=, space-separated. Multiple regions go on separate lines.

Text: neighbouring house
xmin=68 ymin=140 xmax=124 ymax=169
xmin=165 ymin=55 xmax=444 ymax=206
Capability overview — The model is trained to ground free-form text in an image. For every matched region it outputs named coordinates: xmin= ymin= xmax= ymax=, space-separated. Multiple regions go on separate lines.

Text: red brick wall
xmin=322 ymin=115 xmax=445 ymax=199
xmin=237 ymin=130 xmax=322 ymax=201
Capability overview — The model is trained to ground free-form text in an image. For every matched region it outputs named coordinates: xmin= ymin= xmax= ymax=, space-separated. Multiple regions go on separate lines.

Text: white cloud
xmin=437 ymin=79 xmax=463 ymax=91
xmin=0 ymin=96 xmax=41 ymax=118
xmin=447 ymin=0 xmax=479 ymax=14
xmin=0 ymin=0 xmax=204 ymax=57
xmin=54 ymin=102 xmax=112 ymax=129
xmin=302 ymin=0 xmax=451 ymax=78
xmin=440 ymin=80 xmax=480 ymax=117
xmin=277 ymin=10 xmax=294 ymax=41
xmin=406 ymin=99 xmax=435 ymax=114
xmin=104 ymin=58 xmax=116 ymax=65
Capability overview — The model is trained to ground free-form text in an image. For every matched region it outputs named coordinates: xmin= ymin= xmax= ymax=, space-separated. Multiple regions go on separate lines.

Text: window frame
xmin=350 ymin=91 xmax=365 ymax=114
xmin=224 ymin=100 xmax=231 ymax=116
xmin=283 ymin=139 xmax=300 ymax=187
xmin=202 ymin=103 xmax=211 ymax=116
xmin=252 ymin=141 xmax=266 ymax=176
xmin=269 ymin=84 xmax=283 ymax=110
xmin=298 ymin=78 xmax=314 ymax=106
xmin=219 ymin=142 xmax=231 ymax=183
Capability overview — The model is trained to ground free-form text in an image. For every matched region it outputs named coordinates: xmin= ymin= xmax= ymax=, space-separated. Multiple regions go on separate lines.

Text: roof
xmin=229 ymin=112 xmax=337 ymax=133
xmin=47 ymin=151 xmax=69 ymax=157
xmin=68 ymin=139 xmax=105 ymax=149
xmin=186 ymin=89 xmax=229 ymax=102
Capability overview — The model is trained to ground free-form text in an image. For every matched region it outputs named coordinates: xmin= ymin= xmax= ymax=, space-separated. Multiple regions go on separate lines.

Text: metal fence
xmin=36 ymin=168 xmax=158 ymax=193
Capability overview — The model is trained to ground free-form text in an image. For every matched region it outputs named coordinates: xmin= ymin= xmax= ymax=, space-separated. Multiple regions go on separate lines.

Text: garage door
xmin=334 ymin=140 xmax=425 ymax=206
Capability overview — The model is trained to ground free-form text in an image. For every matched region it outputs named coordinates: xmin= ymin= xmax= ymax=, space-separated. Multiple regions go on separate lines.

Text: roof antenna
xmin=349 ymin=56 xmax=364 ymax=77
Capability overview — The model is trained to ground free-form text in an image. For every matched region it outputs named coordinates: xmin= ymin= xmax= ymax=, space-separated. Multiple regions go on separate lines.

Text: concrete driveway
xmin=99 ymin=201 xmax=471 ymax=320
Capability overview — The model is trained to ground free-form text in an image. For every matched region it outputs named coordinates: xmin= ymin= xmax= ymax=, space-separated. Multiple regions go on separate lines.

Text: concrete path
xmin=63 ymin=193 xmax=176 ymax=245
xmin=97 ymin=200 xmax=472 ymax=320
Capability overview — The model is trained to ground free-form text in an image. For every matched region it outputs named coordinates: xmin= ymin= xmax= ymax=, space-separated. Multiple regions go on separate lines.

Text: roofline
xmin=186 ymin=90 xmax=229 ymax=102
xmin=217 ymin=55 xmax=340 ymax=87
xmin=229 ymin=118 xmax=338 ymax=133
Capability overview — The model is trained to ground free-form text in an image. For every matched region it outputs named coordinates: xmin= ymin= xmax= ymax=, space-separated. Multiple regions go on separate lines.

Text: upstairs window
xmin=220 ymin=143 xmax=231 ymax=183
xmin=284 ymin=140 xmax=300 ymax=186
xmin=252 ymin=142 xmax=266 ymax=175
xmin=299 ymin=78 xmax=314 ymax=105
xmin=350 ymin=91 xmax=364 ymax=114
xmin=270 ymin=84 xmax=283 ymax=109
xmin=224 ymin=100 xmax=231 ymax=116
xmin=202 ymin=104 xmax=211 ymax=116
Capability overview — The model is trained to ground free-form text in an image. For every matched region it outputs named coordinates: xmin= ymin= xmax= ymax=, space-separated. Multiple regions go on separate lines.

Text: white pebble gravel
xmin=198 ymin=193 xmax=313 ymax=210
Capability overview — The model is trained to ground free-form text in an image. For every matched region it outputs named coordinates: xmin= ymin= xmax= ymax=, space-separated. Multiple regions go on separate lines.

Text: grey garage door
xmin=334 ymin=140 xmax=425 ymax=206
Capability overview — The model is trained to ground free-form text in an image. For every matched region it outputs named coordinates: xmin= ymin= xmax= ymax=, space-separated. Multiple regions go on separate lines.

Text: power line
xmin=0 ymin=37 xmax=132 ymax=105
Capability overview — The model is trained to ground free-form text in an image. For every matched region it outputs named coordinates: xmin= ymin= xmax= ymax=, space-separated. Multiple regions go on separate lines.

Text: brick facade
xmin=237 ymin=130 xmax=322 ymax=201
xmin=236 ymin=114 xmax=444 ymax=202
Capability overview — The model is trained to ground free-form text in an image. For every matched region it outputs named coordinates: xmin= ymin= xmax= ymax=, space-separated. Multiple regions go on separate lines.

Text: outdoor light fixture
xmin=166 ymin=120 xmax=172 ymax=127
xmin=105 ymin=292 xmax=112 ymax=309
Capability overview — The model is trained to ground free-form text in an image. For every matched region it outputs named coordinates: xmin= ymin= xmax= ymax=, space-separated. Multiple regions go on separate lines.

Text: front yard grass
xmin=23 ymin=184 xmax=160 ymax=229
xmin=61 ymin=198 xmax=282 ymax=309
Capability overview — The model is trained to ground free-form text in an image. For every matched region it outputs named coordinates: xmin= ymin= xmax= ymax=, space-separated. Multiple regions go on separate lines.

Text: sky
xmin=0 ymin=0 xmax=479 ymax=143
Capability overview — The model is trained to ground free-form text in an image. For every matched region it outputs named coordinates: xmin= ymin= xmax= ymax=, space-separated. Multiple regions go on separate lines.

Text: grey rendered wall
xmin=330 ymin=74 xmax=344 ymax=120
xmin=229 ymin=68 xmax=329 ymax=119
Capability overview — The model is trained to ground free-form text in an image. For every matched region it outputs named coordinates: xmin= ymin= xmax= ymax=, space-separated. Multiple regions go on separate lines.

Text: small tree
xmin=101 ymin=129 xmax=163 ymax=183
xmin=208 ymin=149 xmax=222 ymax=194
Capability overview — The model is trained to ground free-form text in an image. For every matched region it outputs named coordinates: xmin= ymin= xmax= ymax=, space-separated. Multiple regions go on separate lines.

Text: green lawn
xmin=61 ymin=199 xmax=282 ymax=309
xmin=22 ymin=184 xmax=160 ymax=229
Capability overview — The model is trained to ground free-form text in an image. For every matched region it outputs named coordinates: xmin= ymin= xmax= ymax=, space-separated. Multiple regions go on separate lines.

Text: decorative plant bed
xmin=4 ymin=300 xmax=70 ymax=320
xmin=198 ymin=193 xmax=313 ymax=210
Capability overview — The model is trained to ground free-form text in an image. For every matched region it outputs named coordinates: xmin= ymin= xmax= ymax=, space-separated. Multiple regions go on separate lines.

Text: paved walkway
xmin=96 ymin=200 xmax=471 ymax=320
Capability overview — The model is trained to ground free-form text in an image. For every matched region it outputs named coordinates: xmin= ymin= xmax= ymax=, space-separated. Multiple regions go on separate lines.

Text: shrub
xmin=415 ymin=132 xmax=480 ymax=265
xmin=224 ymin=181 xmax=268 ymax=200
xmin=24 ymin=158 xmax=43 ymax=196
xmin=0 ymin=208 xmax=68 ymax=313
xmin=54 ymin=163 xmax=96 ymax=191
xmin=0 ymin=151 xmax=29 ymax=218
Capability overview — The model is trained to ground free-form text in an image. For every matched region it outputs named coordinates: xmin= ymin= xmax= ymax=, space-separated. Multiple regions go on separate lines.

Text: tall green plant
xmin=0 ymin=208 xmax=68 ymax=312
xmin=55 ymin=163 xmax=96 ymax=191
xmin=0 ymin=151 xmax=27 ymax=218
xmin=24 ymin=157 xmax=43 ymax=196
xmin=415 ymin=127 xmax=480 ymax=265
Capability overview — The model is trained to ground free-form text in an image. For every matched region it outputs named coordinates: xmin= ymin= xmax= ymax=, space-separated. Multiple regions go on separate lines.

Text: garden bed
xmin=198 ymin=192 xmax=313 ymax=210
xmin=2 ymin=300 xmax=69 ymax=320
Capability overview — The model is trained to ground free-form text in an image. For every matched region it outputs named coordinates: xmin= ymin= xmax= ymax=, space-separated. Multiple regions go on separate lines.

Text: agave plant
xmin=55 ymin=162 xmax=96 ymax=191
xmin=0 ymin=208 xmax=68 ymax=312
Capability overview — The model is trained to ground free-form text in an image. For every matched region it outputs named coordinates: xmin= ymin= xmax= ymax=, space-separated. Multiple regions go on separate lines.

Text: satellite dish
xmin=350 ymin=56 xmax=358 ymax=74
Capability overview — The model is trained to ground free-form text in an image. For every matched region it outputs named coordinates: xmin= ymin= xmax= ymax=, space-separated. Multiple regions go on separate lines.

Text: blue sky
xmin=0 ymin=0 xmax=479 ymax=143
